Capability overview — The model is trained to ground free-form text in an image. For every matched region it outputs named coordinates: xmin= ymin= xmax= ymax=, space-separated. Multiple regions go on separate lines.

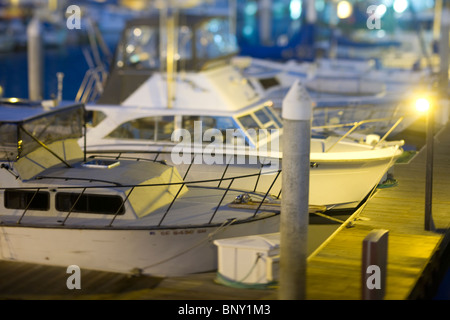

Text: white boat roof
xmin=87 ymin=97 xmax=271 ymax=117
xmin=0 ymin=100 xmax=84 ymax=123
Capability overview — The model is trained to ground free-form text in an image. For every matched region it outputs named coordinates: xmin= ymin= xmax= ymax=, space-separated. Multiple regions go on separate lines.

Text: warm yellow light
xmin=415 ymin=98 xmax=430 ymax=112
xmin=337 ymin=1 xmax=353 ymax=19
xmin=9 ymin=97 xmax=19 ymax=103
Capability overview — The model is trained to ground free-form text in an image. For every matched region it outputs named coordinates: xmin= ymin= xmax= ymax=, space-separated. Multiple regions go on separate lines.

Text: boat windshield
xmin=117 ymin=24 xmax=194 ymax=69
xmin=101 ymin=106 xmax=281 ymax=148
xmin=235 ymin=105 xmax=283 ymax=147
xmin=0 ymin=105 xmax=84 ymax=160
xmin=195 ymin=18 xmax=238 ymax=61
xmin=236 ymin=106 xmax=282 ymax=131
xmin=115 ymin=17 xmax=238 ymax=70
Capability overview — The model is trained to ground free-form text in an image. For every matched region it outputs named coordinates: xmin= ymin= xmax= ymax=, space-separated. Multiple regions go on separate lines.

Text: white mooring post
xmin=27 ymin=16 xmax=44 ymax=101
xmin=279 ymin=80 xmax=313 ymax=300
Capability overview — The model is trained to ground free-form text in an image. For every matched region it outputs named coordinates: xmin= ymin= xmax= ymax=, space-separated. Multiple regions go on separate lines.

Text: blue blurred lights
xmin=393 ymin=0 xmax=408 ymax=13
xmin=337 ymin=1 xmax=353 ymax=19
xmin=244 ymin=2 xmax=258 ymax=16
xmin=375 ymin=4 xmax=387 ymax=17
xmin=290 ymin=0 xmax=302 ymax=20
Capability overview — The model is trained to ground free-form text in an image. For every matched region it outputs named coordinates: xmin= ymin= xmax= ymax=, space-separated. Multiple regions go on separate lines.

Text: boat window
xmin=56 ymin=193 xmax=125 ymax=215
xmin=196 ymin=18 xmax=238 ymax=61
xmin=0 ymin=123 xmax=19 ymax=160
xmin=85 ymin=110 xmax=106 ymax=128
xmin=175 ymin=25 xmax=193 ymax=61
xmin=106 ymin=116 xmax=175 ymax=142
xmin=107 ymin=117 xmax=155 ymax=140
xmin=237 ymin=114 xmax=260 ymax=131
xmin=259 ymin=77 xmax=280 ymax=90
xmin=254 ymin=108 xmax=271 ymax=125
xmin=116 ymin=25 xmax=193 ymax=69
xmin=120 ymin=26 xmax=160 ymax=69
xmin=4 ymin=189 xmax=50 ymax=211
xmin=264 ymin=106 xmax=283 ymax=128
xmin=155 ymin=116 xmax=175 ymax=141
xmin=20 ymin=106 xmax=84 ymax=157
xmin=182 ymin=115 xmax=239 ymax=142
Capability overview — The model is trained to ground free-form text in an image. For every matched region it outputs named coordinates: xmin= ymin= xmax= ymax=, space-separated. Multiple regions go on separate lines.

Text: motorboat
xmin=232 ymin=56 xmax=428 ymax=134
xmin=0 ymin=99 xmax=282 ymax=276
xmin=81 ymin=14 xmax=405 ymax=211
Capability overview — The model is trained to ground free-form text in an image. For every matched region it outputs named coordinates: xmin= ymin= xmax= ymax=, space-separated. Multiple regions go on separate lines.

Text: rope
xmin=215 ymin=273 xmax=277 ymax=290
xmin=312 ymin=211 xmax=346 ymax=224
xmin=235 ymin=253 xmax=262 ymax=283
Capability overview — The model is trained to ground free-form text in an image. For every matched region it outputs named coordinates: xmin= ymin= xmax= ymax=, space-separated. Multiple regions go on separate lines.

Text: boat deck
xmin=1 ymin=115 xmax=450 ymax=300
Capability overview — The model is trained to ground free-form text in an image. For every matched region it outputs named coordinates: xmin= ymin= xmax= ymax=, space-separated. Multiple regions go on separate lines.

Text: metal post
xmin=279 ymin=80 xmax=313 ymax=300
xmin=27 ymin=16 xmax=44 ymax=100
xmin=438 ymin=5 xmax=450 ymax=127
xmin=260 ymin=0 xmax=272 ymax=46
xmin=57 ymin=72 xmax=64 ymax=103
xmin=425 ymin=109 xmax=435 ymax=231
xmin=423 ymin=2 xmax=449 ymax=231
xmin=439 ymin=5 xmax=449 ymax=94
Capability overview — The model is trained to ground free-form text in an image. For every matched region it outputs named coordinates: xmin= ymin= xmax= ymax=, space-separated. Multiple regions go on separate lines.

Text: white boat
xmin=81 ymin=14 xmax=404 ymax=210
xmin=233 ymin=56 xmax=430 ymax=94
xmin=232 ymin=56 xmax=426 ymax=135
xmin=0 ymin=99 xmax=282 ymax=276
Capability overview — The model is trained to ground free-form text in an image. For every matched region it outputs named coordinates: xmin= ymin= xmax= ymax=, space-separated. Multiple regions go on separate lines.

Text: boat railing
xmin=312 ymin=116 xmax=404 ymax=152
xmin=75 ymin=16 xmax=111 ymax=104
xmin=75 ymin=64 xmax=108 ymax=103
xmin=3 ymin=169 xmax=282 ymax=228
xmin=85 ymin=152 xmax=277 ymax=185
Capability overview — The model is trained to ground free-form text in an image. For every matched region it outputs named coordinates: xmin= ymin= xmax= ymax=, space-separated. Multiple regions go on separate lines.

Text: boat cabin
xmin=86 ymin=101 xmax=282 ymax=149
xmin=0 ymin=100 xmax=186 ymax=222
xmin=97 ymin=14 xmax=240 ymax=105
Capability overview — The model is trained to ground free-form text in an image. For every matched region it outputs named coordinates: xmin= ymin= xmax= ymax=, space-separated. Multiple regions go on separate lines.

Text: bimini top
xmin=97 ymin=13 xmax=240 ymax=105
xmin=114 ymin=13 xmax=239 ymax=72
xmin=0 ymin=100 xmax=85 ymax=161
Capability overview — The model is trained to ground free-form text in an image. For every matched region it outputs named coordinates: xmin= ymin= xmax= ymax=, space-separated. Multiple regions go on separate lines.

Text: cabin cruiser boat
xmin=232 ymin=56 xmax=427 ymax=134
xmin=81 ymin=14 xmax=404 ymax=211
xmin=0 ymin=99 xmax=282 ymax=276
xmin=234 ymin=55 xmax=430 ymax=96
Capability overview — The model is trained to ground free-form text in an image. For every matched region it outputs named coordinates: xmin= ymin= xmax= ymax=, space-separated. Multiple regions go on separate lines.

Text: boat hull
xmin=0 ymin=214 xmax=279 ymax=277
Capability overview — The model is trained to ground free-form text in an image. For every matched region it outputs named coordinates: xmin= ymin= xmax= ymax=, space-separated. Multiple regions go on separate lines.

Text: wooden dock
xmin=306 ymin=115 xmax=450 ymax=300
xmin=1 ymin=116 xmax=450 ymax=300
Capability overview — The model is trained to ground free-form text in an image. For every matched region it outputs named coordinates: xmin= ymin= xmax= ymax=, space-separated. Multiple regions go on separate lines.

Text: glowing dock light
xmin=415 ymin=98 xmax=430 ymax=112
